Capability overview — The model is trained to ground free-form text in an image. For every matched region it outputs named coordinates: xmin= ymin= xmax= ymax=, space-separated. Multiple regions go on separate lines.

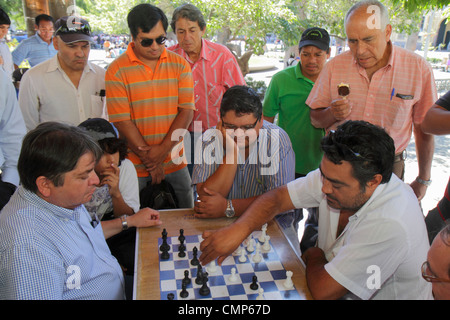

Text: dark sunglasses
xmin=140 ymin=36 xmax=167 ymax=47
xmin=55 ymin=23 xmax=91 ymax=35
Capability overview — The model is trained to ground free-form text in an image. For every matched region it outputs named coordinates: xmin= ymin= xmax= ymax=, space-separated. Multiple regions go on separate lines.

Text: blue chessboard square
xmin=227 ymin=284 xmax=246 ymax=296
xmin=208 ymin=275 xmax=226 ymax=287
xmin=160 ymin=270 xmax=175 ymax=281
xmin=271 ymin=269 xmax=287 ymax=280
xmin=260 ymin=280 xmax=279 ymax=292
xmin=174 ymin=259 xmax=190 ymax=270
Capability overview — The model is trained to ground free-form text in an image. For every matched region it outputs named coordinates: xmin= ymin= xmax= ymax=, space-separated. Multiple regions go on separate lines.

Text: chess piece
xmin=180 ymin=281 xmax=189 ymax=298
xmin=160 ymin=247 xmax=170 ymax=260
xmin=252 ymin=243 xmax=262 ymax=263
xmin=262 ymin=235 xmax=271 ymax=252
xmin=246 ymin=238 xmax=255 ymax=253
xmin=178 ymin=244 xmax=186 ymax=258
xmin=199 ymin=273 xmax=210 ymax=296
xmin=178 ymin=237 xmax=186 ymax=252
xmin=182 ymin=270 xmax=191 ymax=286
xmin=228 ymin=267 xmax=238 ymax=283
xmin=195 ymin=265 xmax=203 ymax=285
xmin=190 ymin=246 xmax=199 ymax=266
xmin=206 ymin=259 xmax=217 ymax=274
xmin=160 ymin=229 xmax=170 ymax=252
xmin=167 ymin=293 xmax=175 ymax=300
xmin=284 ymin=270 xmax=294 ymax=289
xmin=256 ymin=288 xmax=265 ymax=300
xmin=250 ymin=275 xmax=259 ymax=290
xmin=178 ymin=228 xmax=185 ymax=243
xmin=238 ymin=248 xmax=247 ymax=263
xmin=258 ymin=223 xmax=267 ymax=242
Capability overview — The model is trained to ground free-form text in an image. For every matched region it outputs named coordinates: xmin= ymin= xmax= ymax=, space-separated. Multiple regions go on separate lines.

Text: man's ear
xmin=367 ymin=173 xmax=383 ymax=191
xmin=35 ymin=176 xmax=52 ymax=198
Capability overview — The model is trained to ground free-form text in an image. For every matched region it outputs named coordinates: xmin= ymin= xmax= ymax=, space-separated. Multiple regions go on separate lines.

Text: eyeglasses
xmin=421 ymin=261 xmax=450 ymax=283
xmin=329 ymin=130 xmax=368 ymax=161
xmin=55 ymin=23 xmax=91 ymax=35
xmin=222 ymin=118 xmax=259 ymax=131
xmin=139 ymin=36 xmax=167 ymax=47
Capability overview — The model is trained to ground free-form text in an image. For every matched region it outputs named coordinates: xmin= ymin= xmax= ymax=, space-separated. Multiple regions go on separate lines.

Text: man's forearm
xmin=310 ymin=107 xmax=336 ymax=129
xmin=414 ymin=123 xmax=434 ymax=181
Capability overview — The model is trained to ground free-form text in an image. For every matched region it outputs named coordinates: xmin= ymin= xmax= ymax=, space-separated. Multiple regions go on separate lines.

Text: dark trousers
xmin=0 ymin=178 xmax=16 ymax=211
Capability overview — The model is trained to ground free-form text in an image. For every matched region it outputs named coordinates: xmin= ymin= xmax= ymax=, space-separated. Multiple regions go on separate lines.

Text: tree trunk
xmin=48 ymin=0 xmax=75 ymax=21
xmin=22 ymin=0 xmax=49 ymax=36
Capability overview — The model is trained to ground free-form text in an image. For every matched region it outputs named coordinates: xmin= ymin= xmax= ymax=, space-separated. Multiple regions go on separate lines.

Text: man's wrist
xmin=415 ymin=176 xmax=432 ymax=187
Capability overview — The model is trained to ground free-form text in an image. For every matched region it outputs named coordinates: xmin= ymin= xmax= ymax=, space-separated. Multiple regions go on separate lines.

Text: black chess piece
xmin=195 ymin=265 xmax=203 ymax=285
xmin=180 ymin=282 xmax=189 ymax=298
xmin=160 ymin=229 xmax=170 ymax=252
xmin=199 ymin=273 xmax=210 ymax=296
xmin=160 ymin=247 xmax=170 ymax=260
xmin=250 ymin=275 xmax=259 ymax=290
xmin=178 ymin=238 xmax=186 ymax=252
xmin=167 ymin=293 xmax=175 ymax=300
xmin=182 ymin=270 xmax=191 ymax=286
xmin=178 ymin=245 xmax=186 ymax=258
xmin=190 ymin=246 xmax=199 ymax=266
xmin=178 ymin=229 xmax=185 ymax=243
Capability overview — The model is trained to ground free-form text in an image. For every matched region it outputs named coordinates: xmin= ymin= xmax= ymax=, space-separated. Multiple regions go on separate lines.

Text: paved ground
xmin=90 ymin=48 xmax=450 ymax=215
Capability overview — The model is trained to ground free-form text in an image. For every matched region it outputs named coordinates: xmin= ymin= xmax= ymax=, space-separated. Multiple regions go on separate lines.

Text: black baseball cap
xmin=54 ymin=16 xmax=92 ymax=44
xmin=298 ymin=27 xmax=330 ymax=51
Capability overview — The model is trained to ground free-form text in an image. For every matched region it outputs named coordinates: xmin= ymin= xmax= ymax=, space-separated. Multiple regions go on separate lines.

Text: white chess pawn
xmin=234 ymin=245 xmax=242 ymax=255
xmin=256 ymin=288 xmax=265 ymax=300
xmin=228 ymin=267 xmax=238 ymax=283
xmin=262 ymin=235 xmax=271 ymax=252
xmin=283 ymin=270 xmax=294 ymax=289
xmin=258 ymin=223 xmax=267 ymax=242
xmin=207 ymin=259 xmax=217 ymax=273
xmin=238 ymin=248 xmax=247 ymax=263
xmin=243 ymin=234 xmax=252 ymax=247
xmin=246 ymin=238 xmax=255 ymax=253
xmin=252 ymin=243 xmax=262 ymax=263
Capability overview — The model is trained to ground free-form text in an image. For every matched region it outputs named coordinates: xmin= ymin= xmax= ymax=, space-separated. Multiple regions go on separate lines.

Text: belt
xmin=394 ymin=150 xmax=406 ymax=163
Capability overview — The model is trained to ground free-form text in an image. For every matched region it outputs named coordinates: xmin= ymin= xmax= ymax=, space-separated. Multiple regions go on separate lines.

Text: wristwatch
xmin=225 ymin=199 xmax=235 ymax=218
xmin=120 ymin=215 xmax=129 ymax=230
xmin=415 ymin=176 xmax=432 ymax=187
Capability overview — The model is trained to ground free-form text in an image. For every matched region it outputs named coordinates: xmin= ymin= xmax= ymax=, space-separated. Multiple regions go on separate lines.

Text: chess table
xmin=132 ymin=208 xmax=312 ymax=300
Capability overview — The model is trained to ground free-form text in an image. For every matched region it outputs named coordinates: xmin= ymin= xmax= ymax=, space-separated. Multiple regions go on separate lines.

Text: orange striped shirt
xmin=306 ymin=44 xmax=437 ymax=153
xmin=106 ymin=43 xmax=195 ymax=176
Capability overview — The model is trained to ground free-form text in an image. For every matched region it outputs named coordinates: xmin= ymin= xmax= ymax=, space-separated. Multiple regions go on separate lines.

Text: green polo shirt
xmin=263 ymin=64 xmax=324 ymax=175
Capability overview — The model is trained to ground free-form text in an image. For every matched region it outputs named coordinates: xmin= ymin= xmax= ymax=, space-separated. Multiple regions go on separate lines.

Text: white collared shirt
xmin=18 ymin=54 xmax=107 ymax=131
xmin=287 ymin=169 xmax=433 ymax=300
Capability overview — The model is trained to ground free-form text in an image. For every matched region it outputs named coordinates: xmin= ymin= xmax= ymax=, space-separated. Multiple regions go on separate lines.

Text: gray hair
xmin=345 ymin=0 xmax=390 ymax=30
xmin=170 ymin=3 xmax=206 ymax=32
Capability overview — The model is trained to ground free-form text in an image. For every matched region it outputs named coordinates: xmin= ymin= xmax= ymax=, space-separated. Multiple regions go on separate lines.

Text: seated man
xmin=192 ymin=85 xmax=300 ymax=253
xmin=0 ymin=122 xmax=161 ymax=299
xmin=199 ymin=120 xmax=432 ymax=300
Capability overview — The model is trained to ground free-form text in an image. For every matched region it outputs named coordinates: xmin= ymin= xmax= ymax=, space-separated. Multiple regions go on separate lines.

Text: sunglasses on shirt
xmin=139 ymin=36 xmax=167 ymax=47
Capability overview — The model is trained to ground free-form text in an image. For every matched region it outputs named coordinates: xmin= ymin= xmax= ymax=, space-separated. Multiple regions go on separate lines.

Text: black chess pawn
xmin=199 ymin=273 xmax=210 ymax=296
xmin=250 ymin=275 xmax=259 ymax=290
xmin=160 ymin=247 xmax=170 ymax=260
xmin=182 ymin=270 xmax=191 ymax=286
xmin=178 ymin=245 xmax=186 ymax=258
xmin=178 ymin=229 xmax=185 ymax=243
xmin=160 ymin=230 xmax=170 ymax=252
xmin=180 ymin=281 xmax=189 ymax=298
xmin=167 ymin=293 xmax=175 ymax=300
xmin=178 ymin=238 xmax=186 ymax=252
xmin=190 ymin=246 xmax=199 ymax=266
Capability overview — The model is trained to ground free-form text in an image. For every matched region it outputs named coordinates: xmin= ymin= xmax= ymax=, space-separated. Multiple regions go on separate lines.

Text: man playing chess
xmin=200 ymin=120 xmax=432 ymax=300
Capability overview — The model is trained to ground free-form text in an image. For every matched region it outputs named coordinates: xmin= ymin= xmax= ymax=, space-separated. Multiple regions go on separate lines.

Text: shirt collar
xmin=46 ymin=54 xmax=95 ymax=74
xmin=295 ymin=64 xmax=315 ymax=84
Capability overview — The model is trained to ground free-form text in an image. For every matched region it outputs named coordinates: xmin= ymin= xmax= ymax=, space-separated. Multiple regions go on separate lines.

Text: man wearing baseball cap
xmin=18 ymin=16 xmax=107 ymax=131
xmin=263 ymin=27 xmax=331 ymax=253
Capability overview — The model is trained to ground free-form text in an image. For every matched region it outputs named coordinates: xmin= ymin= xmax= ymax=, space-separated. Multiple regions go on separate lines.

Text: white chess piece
xmin=283 ymin=270 xmax=294 ymax=289
xmin=243 ymin=234 xmax=252 ymax=247
xmin=234 ymin=245 xmax=242 ymax=255
xmin=258 ymin=223 xmax=267 ymax=242
xmin=229 ymin=267 xmax=238 ymax=283
xmin=238 ymin=248 xmax=247 ymax=263
xmin=256 ymin=288 xmax=265 ymax=300
xmin=207 ymin=260 xmax=217 ymax=273
xmin=246 ymin=238 xmax=255 ymax=253
xmin=252 ymin=243 xmax=262 ymax=263
xmin=262 ymin=235 xmax=271 ymax=252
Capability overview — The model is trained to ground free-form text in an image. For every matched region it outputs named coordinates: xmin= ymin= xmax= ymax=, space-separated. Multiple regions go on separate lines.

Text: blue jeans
xmin=138 ymin=167 xmax=194 ymax=209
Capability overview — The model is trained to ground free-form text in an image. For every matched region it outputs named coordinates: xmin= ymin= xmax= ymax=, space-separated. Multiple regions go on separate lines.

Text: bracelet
xmin=120 ymin=215 xmax=129 ymax=230
xmin=415 ymin=177 xmax=432 ymax=187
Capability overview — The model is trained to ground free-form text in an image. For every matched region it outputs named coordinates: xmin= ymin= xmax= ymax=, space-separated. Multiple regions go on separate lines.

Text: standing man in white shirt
xmin=18 ymin=16 xmax=107 ymax=131
xmin=0 ymin=8 xmax=13 ymax=76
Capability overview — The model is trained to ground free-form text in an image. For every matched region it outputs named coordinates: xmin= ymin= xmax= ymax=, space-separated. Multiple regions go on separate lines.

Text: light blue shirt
xmin=0 ymin=186 xmax=126 ymax=300
xmin=192 ymin=121 xmax=295 ymax=198
xmin=12 ymin=34 xmax=57 ymax=67
xmin=0 ymin=68 xmax=26 ymax=186
xmin=0 ymin=40 xmax=13 ymax=76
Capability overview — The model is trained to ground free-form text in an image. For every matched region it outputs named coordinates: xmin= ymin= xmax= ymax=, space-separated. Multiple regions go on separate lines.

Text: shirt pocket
xmin=207 ymin=82 xmax=225 ymax=108
xmin=386 ymin=97 xmax=414 ymax=131
xmin=90 ymin=95 xmax=107 ymax=119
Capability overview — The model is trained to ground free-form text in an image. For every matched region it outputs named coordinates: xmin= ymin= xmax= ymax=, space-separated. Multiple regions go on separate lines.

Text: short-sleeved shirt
xmin=263 ymin=64 xmax=324 ymax=175
xmin=287 ymin=169 xmax=432 ymax=300
xmin=435 ymin=90 xmax=450 ymax=111
xmin=169 ymin=39 xmax=245 ymax=132
xmin=0 ymin=40 xmax=13 ymax=76
xmin=192 ymin=121 xmax=295 ymax=198
xmin=306 ymin=44 xmax=437 ymax=153
xmin=106 ymin=44 xmax=195 ymax=177
xmin=12 ymin=35 xmax=57 ymax=67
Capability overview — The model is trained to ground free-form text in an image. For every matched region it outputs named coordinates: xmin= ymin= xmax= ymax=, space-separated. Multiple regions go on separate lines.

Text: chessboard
xmin=158 ymin=226 xmax=301 ymax=300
